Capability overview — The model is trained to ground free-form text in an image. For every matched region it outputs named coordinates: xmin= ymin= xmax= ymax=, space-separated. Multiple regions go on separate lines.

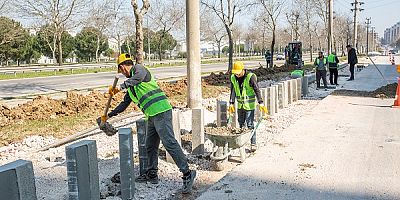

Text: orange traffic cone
xmin=394 ymin=77 xmax=400 ymax=108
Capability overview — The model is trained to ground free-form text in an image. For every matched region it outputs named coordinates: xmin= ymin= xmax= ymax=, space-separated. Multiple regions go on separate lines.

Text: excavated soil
xmin=332 ymin=83 xmax=398 ymax=98
xmin=204 ymin=65 xmax=298 ymax=86
xmin=205 ymin=126 xmax=249 ymax=136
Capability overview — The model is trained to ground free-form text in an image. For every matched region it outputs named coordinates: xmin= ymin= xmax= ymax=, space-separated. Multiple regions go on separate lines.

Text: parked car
xmin=276 ymin=54 xmax=285 ymax=60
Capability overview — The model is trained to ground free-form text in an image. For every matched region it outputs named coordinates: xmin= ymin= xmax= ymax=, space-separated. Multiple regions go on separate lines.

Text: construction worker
xmin=327 ymin=52 xmax=340 ymax=86
xmin=314 ymin=52 xmax=328 ymax=90
xmin=290 ymin=69 xmax=304 ymax=78
xmin=229 ymin=61 xmax=268 ymax=152
xmin=346 ymin=44 xmax=358 ymax=81
xmin=265 ymin=50 xmax=272 ymax=68
xmin=104 ymin=53 xmax=196 ymax=194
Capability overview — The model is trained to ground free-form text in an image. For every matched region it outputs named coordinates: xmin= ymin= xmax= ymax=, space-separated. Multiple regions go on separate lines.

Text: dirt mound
xmin=205 ymin=127 xmax=249 ymax=136
xmin=0 ymin=91 xmax=129 ymax=127
xmin=203 ymin=65 xmax=297 ymax=86
xmin=332 ymin=83 xmax=398 ymax=98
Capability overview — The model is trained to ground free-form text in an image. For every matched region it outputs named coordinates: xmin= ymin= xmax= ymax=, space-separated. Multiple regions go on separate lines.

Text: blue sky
xmin=334 ymin=0 xmax=400 ymax=36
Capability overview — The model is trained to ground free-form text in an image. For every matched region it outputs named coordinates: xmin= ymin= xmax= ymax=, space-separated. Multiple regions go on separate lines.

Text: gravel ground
xmin=0 ymin=78 xmax=334 ymax=200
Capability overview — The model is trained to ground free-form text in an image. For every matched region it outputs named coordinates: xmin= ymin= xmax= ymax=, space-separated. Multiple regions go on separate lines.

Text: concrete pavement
xmin=0 ymin=59 xmax=270 ymax=99
xmin=197 ymin=57 xmax=400 ymax=200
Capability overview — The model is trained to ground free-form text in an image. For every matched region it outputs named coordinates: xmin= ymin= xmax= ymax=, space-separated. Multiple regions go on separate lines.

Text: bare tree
xmin=131 ymin=0 xmax=150 ymax=64
xmin=0 ymin=0 xmax=8 ymax=12
xmin=257 ymin=0 xmax=286 ymax=68
xmin=200 ymin=9 xmax=226 ymax=58
xmin=87 ymin=1 xmax=115 ymax=62
xmin=15 ymin=0 xmax=87 ymax=66
xmin=201 ymin=0 xmax=251 ymax=71
xmin=297 ymin=0 xmax=315 ymax=62
xmin=148 ymin=0 xmax=184 ymax=61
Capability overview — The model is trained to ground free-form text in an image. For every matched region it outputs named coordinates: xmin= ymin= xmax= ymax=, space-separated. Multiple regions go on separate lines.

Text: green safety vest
xmin=127 ymin=69 xmax=172 ymax=117
xmin=231 ymin=73 xmax=256 ymax=110
xmin=315 ymin=57 xmax=327 ymax=65
xmin=327 ymin=54 xmax=337 ymax=63
xmin=291 ymin=69 xmax=304 ymax=77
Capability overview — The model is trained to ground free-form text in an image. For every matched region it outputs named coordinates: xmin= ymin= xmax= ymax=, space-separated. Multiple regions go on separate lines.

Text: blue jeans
xmin=146 ymin=109 xmax=189 ymax=174
xmin=237 ymin=109 xmax=256 ymax=144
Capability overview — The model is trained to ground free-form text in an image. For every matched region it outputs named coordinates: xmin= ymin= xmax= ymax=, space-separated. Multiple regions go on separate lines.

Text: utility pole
xmin=371 ymin=26 xmax=375 ymax=51
xmin=186 ymin=0 xmax=202 ymax=108
xmin=328 ymin=0 xmax=333 ymax=54
xmin=365 ymin=17 xmax=371 ymax=53
xmin=351 ymin=0 xmax=364 ymax=49
xmin=147 ymin=16 xmax=151 ymax=64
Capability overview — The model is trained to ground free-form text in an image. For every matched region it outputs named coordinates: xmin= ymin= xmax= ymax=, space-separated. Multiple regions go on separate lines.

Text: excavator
xmin=285 ymin=41 xmax=304 ymax=78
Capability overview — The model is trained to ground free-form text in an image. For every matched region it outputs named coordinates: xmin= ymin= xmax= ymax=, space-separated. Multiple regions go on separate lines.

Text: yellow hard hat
xmin=232 ymin=61 xmax=244 ymax=74
xmin=117 ymin=53 xmax=133 ymax=66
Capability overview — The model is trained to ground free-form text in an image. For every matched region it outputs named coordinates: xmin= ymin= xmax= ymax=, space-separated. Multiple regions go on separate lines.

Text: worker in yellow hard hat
xmin=229 ymin=61 xmax=268 ymax=152
xmin=104 ymin=53 xmax=196 ymax=193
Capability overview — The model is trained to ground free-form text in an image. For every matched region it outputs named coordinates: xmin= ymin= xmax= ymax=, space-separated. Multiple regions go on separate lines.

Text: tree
xmin=21 ymin=35 xmax=42 ymax=64
xmin=0 ymin=17 xmax=28 ymax=65
xmin=297 ymin=0 xmax=315 ymax=62
xmin=87 ymin=0 xmax=115 ymax=62
xmin=201 ymin=10 xmax=226 ymax=58
xmin=202 ymin=0 xmax=251 ymax=71
xmin=75 ymin=27 xmax=109 ymax=62
xmin=154 ymin=30 xmax=177 ymax=59
xmin=256 ymin=0 xmax=286 ymax=68
xmin=131 ymin=0 xmax=150 ymax=64
xmin=148 ymin=0 xmax=184 ymax=61
xmin=15 ymin=0 xmax=88 ymax=66
xmin=36 ymin=27 xmax=75 ymax=62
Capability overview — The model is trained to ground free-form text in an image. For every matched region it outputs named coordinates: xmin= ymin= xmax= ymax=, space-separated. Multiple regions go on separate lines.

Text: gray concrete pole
xmin=328 ymin=0 xmax=333 ymax=54
xmin=118 ymin=128 xmax=135 ymax=200
xmin=136 ymin=119 xmax=148 ymax=176
xmin=166 ymin=110 xmax=182 ymax=164
xmin=0 ymin=160 xmax=37 ymax=200
xmin=186 ymin=0 xmax=202 ymax=108
xmin=66 ymin=140 xmax=99 ymax=200
xmin=192 ymin=108 xmax=205 ymax=154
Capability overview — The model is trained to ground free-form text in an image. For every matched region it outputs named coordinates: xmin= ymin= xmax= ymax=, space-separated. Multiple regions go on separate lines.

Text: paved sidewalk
xmin=197 ymin=60 xmax=400 ymax=200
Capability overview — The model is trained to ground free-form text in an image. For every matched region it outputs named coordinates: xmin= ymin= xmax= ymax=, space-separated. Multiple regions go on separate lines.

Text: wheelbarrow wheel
xmin=212 ymin=160 xmax=226 ymax=171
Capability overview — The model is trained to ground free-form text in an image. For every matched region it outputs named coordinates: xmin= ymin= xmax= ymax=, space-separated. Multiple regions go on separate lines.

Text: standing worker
xmin=314 ymin=52 xmax=328 ymax=90
xmin=104 ymin=53 xmax=196 ymax=194
xmin=229 ymin=61 xmax=268 ymax=152
xmin=346 ymin=44 xmax=358 ymax=81
xmin=265 ymin=50 xmax=272 ymax=68
xmin=327 ymin=52 xmax=340 ymax=86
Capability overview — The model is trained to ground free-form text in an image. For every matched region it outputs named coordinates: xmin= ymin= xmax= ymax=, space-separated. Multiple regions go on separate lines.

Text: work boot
xmin=250 ymin=144 xmax=257 ymax=152
xmin=181 ymin=170 xmax=197 ymax=194
xmin=135 ymin=170 xmax=159 ymax=184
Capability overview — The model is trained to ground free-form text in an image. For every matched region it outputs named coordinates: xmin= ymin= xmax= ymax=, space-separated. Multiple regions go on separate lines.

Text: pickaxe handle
xmin=103 ymin=76 xmax=119 ymax=122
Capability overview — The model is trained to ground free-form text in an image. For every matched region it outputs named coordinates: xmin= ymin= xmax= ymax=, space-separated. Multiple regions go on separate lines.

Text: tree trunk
xmin=52 ymin=35 xmax=57 ymax=65
xmin=226 ymin=26 xmax=234 ymax=72
xmin=217 ymin=41 xmax=221 ymax=58
xmin=96 ymin=35 xmax=100 ymax=63
xmin=57 ymin=34 xmax=63 ymax=66
xmin=270 ymin=25 xmax=276 ymax=68
xmin=309 ymin=33 xmax=313 ymax=62
xmin=134 ymin=15 xmax=144 ymax=64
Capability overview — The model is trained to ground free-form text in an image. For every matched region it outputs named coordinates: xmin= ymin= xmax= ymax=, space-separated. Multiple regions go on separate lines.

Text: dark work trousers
xmin=146 ymin=109 xmax=189 ymax=174
xmin=237 ymin=109 xmax=256 ymax=144
xmin=266 ymin=60 xmax=271 ymax=68
xmin=329 ymin=68 xmax=339 ymax=85
xmin=316 ymin=70 xmax=328 ymax=88
xmin=349 ymin=64 xmax=355 ymax=80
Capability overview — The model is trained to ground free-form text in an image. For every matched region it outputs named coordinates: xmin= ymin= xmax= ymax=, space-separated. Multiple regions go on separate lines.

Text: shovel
xmin=97 ymin=76 xmax=119 ymax=136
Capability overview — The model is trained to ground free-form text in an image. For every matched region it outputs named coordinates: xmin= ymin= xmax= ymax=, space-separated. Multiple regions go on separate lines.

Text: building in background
xmin=384 ymin=21 xmax=400 ymax=45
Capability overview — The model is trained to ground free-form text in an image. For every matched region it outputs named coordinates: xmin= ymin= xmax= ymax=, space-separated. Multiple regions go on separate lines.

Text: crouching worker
xmin=228 ymin=61 xmax=268 ymax=152
xmin=103 ymin=53 xmax=196 ymax=194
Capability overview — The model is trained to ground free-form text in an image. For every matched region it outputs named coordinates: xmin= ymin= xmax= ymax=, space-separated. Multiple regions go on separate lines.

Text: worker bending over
xmin=104 ymin=53 xmax=196 ymax=194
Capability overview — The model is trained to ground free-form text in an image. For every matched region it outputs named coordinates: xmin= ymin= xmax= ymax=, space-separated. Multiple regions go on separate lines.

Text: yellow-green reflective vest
xmin=127 ymin=69 xmax=172 ymax=117
xmin=316 ymin=58 xmax=327 ymax=65
xmin=231 ymin=73 xmax=256 ymax=110
xmin=328 ymin=54 xmax=337 ymax=63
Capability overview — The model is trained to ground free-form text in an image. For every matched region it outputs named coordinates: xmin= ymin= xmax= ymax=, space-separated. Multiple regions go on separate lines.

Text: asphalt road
xmin=0 ymin=59 xmax=278 ymax=99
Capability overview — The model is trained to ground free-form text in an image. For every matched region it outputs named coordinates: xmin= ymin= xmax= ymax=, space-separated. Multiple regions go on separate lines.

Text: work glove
xmin=259 ymin=104 xmax=268 ymax=116
xmin=108 ymin=86 xmax=120 ymax=96
xmin=228 ymin=105 xmax=235 ymax=114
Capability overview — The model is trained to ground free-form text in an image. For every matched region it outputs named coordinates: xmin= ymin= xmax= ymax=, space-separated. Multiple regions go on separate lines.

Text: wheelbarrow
xmin=205 ymin=117 xmax=264 ymax=170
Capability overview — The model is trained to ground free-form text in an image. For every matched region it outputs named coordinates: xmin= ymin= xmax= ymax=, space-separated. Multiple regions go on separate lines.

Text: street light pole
xmin=328 ymin=0 xmax=333 ymax=54
xmin=365 ymin=17 xmax=371 ymax=54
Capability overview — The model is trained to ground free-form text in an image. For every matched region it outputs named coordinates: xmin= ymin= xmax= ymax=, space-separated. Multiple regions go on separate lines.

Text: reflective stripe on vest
xmin=231 ymin=72 xmax=256 ymax=110
xmin=316 ymin=58 xmax=327 ymax=65
xmin=127 ymin=69 xmax=172 ymax=117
